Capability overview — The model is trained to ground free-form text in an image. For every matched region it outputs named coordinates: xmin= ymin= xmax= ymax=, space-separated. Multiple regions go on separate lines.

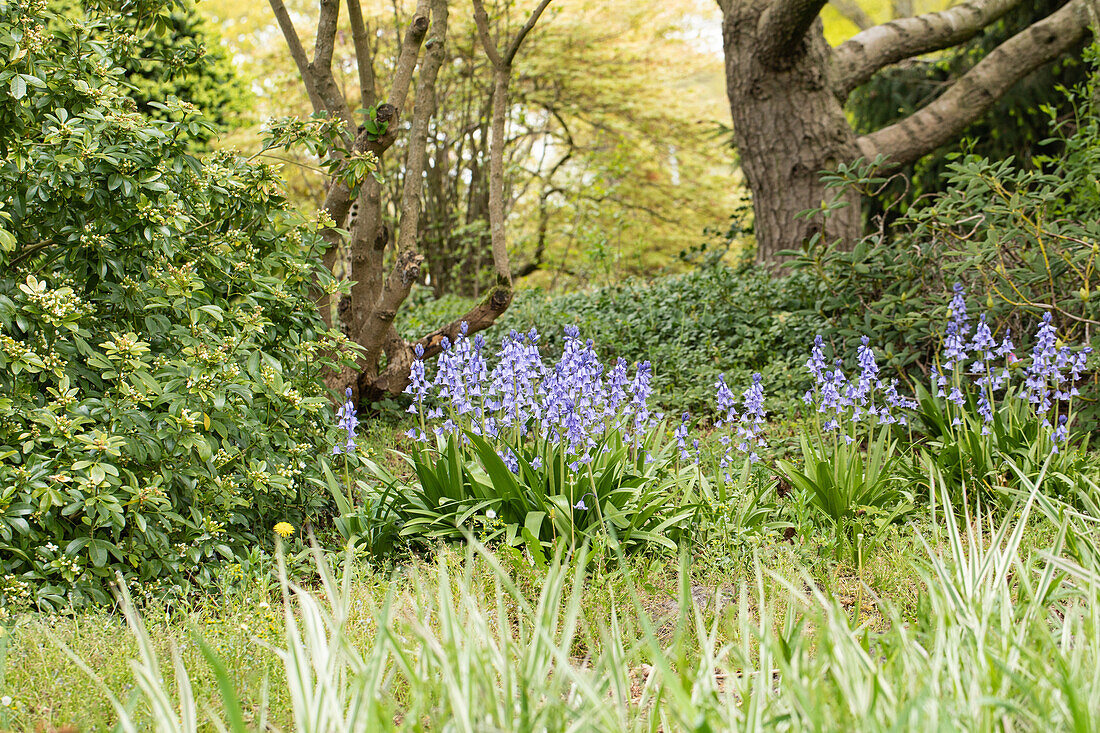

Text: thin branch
xmin=346 ymin=0 xmax=377 ymax=110
xmin=471 ymin=0 xmax=502 ymax=68
xmin=7 ymin=239 xmax=55 ymax=269
xmin=504 ymin=0 xmax=553 ymax=65
xmin=832 ymin=0 xmax=1021 ymax=100
xmin=858 ymin=0 xmax=1090 ymax=169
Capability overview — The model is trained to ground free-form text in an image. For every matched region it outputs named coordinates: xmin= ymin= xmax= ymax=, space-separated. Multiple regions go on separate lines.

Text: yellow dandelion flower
xmin=273 ymin=521 xmax=295 ymax=538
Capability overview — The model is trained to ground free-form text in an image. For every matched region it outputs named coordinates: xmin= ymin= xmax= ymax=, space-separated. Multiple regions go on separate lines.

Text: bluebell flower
xmin=1022 ymin=312 xmax=1059 ymax=419
xmin=499 ymin=447 xmax=519 ymax=474
xmin=487 ymin=330 xmax=543 ymax=431
xmin=817 ymin=361 xmax=850 ymax=425
xmin=333 ymin=387 xmax=358 ymax=454
xmin=626 ymin=361 xmax=654 ymax=447
xmin=949 ymin=283 xmax=970 ymax=333
xmin=405 ymin=342 xmax=430 ymax=409
xmin=434 ymin=322 xmax=490 ymax=432
xmin=882 ymin=378 xmax=916 ymax=426
xmin=1052 ymin=413 xmax=1069 ymax=450
xmin=538 ymin=326 xmax=607 ymax=459
xmin=736 ymin=373 xmax=767 ymax=462
xmin=674 ymin=412 xmax=692 ymax=460
xmin=943 ymin=320 xmax=969 ymax=370
xmin=715 ymin=374 xmax=738 ymax=426
xmin=806 ymin=334 xmax=827 ymax=384
xmin=715 ymin=375 xmax=738 ymax=469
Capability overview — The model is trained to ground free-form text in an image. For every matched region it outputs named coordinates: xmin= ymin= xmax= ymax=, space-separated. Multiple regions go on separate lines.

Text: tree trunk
xmin=721 ymin=2 xmax=861 ymax=264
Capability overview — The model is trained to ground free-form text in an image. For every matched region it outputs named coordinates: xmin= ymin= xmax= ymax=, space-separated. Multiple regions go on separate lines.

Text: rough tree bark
xmin=717 ymin=0 xmax=1094 ymax=264
xmin=269 ymin=0 xmax=552 ymax=402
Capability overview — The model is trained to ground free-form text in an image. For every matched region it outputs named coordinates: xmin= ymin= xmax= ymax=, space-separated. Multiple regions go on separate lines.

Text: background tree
xmin=209 ymin=0 xmax=733 ymax=294
xmin=716 ymin=0 xmax=1094 ymax=263
xmin=267 ymin=0 xmax=550 ymax=400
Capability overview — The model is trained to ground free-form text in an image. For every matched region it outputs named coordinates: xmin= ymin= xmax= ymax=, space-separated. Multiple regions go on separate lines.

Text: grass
xmin=0 ymin=494 xmax=1086 ymax=731
xmin=3 ymin=398 xmax=1099 ymax=732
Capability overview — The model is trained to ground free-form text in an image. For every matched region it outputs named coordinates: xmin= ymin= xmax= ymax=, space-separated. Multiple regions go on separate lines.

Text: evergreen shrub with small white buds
xmin=0 ymin=2 xmax=358 ymax=608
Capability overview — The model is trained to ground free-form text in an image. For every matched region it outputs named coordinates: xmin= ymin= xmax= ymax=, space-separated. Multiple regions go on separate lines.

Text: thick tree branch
xmin=267 ymin=0 xmax=325 ymax=113
xmin=413 ymin=286 xmax=514 ymax=360
xmin=756 ymin=0 xmax=830 ymax=68
xmin=387 ymin=0 xmax=431 ymax=110
xmin=359 ymin=0 xmax=448 ymax=365
xmin=832 ymin=0 xmax=1021 ymax=100
xmin=829 ymin=0 xmax=872 ymax=31
xmin=346 ymin=0 xmax=377 ymax=110
xmin=314 ymin=0 xmax=340 ymax=70
xmin=858 ymin=0 xmax=1091 ymax=169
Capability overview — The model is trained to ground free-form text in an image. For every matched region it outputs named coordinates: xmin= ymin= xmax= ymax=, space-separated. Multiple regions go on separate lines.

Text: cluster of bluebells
xmin=714 ymin=372 xmax=768 ymax=480
xmin=803 ymin=335 xmax=916 ymax=442
xmin=934 ymin=284 xmax=1092 ymax=451
xmin=933 ymin=283 xmax=1016 ymax=434
xmin=403 ymin=323 xmax=664 ymax=473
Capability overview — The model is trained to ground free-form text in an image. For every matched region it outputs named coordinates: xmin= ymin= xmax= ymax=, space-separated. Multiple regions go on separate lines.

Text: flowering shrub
xmin=0 ymin=4 xmax=355 ymax=609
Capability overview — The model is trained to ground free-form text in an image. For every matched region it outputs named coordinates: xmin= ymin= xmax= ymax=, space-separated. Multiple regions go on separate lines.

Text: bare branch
xmin=832 ymin=0 xmax=1021 ymax=100
xmin=387 ymin=0 xmax=431 ymax=111
xmin=829 ymin=0 xmax=872 ymax=31
xmin=346 ymin=0 xmax=377 ymax=110
xmin=756 ymin=0 xmax=830 ymax=68
xmin=504 ymin=0 xmax=553 ymax=65
xmin=473 ymin=0 xmax=553 ymax=292
xmin=268 ymin=0 xmax=325 ymax=113
xmin=858 ymin=0 xmax=1091 ymax=169
xmin=471 ymin=0 xmax=503 ymax=68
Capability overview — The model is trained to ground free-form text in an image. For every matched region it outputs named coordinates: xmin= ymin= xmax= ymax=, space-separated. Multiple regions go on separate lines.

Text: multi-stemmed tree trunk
xmin=269 ymin=0 xmax=550 ymax=400
xmin=718 ymin=0 xmax=1095 ymax=263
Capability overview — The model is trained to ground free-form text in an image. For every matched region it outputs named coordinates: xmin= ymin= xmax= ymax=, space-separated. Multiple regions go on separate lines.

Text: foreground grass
xmin=1 ymin=494 xmax=1090 ymax=731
